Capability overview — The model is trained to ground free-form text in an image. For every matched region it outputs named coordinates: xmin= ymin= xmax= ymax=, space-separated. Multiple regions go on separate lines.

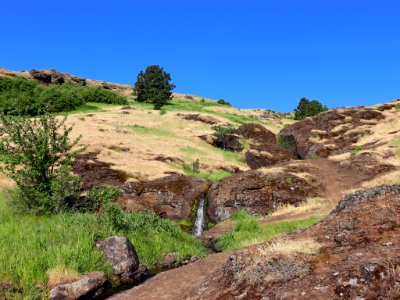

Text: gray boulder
xmin=49 ymin=272 xmax=106 ymax=300
xmin=96 ymin=236 xmax=139 ymax=284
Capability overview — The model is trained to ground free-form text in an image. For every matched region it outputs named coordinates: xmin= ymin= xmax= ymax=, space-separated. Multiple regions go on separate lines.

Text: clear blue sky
xmin=1 ymin=1 xmax=399 ymax=111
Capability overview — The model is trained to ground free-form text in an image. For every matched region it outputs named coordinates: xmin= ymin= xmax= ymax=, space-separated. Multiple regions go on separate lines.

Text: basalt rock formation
xmin=236 ymin=123 xmax=291 ymax=169
xmin=118 ymin=174 xmax=210 ymax=220
xmin=206 ymin=168 xmax=323 ymax=222
xmin=279 ymin=102 xmax=399 ymax=159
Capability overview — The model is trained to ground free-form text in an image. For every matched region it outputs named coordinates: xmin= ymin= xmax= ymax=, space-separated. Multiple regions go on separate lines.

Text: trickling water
xmin=192 ymin=196 xmax=206 ymax=237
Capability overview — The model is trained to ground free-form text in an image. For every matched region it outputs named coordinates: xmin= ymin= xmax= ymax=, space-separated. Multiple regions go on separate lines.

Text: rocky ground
xmin=110 ymin=185 xmax=400 ymax=300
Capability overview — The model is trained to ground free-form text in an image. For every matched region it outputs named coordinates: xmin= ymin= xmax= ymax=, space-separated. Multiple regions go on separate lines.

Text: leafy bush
xmin=79 ymin=185 xmax=122 ymax=212
xmin=134 ymin=65 xmax=176 ymax=110
xmin=211 ymin=125 xmax=242 ymax=151
xmin=0 ymin=77 xmax=128 ymax=115
xmin=0 ymin=113 xmax=84 ymax=214
xmin=294 ymin=97 xmax=328 ymax=120
xmin=78 ymin=85 xmax=128 ymax=104
xmin=217 ymin=99 xmax=232 ymax=106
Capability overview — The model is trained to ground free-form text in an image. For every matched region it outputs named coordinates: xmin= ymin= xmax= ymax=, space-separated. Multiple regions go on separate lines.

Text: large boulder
xmin=206 ymin=169 xmax=323 ymax=222
xmin=96 ymin=236 xmax=139 ymax=284
xmin=236 ymin=124 xmax=291 ymax=168
xmin=118 ymin=174 xmax=210 ymax=220
xmin=49 ymin=272 xmax=106 ymax=300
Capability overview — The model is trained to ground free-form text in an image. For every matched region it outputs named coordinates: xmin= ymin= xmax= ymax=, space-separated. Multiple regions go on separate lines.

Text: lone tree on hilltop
xmin=294 ymin=97 xmax=328 ymax=120
xmin=134 ymin=65 xmax=176 ymax=110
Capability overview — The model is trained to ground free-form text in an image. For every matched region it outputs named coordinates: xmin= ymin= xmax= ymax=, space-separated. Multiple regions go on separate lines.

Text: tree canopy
xmin=294 ymin=97 xmax=328 ymax=120
xmin=134 ymin=65 xmax=176 ymax=110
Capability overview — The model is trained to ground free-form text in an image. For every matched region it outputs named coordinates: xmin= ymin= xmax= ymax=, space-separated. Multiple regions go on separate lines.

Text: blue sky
xmin=1 ymin=1 xmax=399 ymax=111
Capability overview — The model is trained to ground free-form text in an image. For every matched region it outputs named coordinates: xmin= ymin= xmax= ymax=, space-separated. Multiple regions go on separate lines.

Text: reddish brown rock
xmin=72 ymin=152 xmax=128 ymax=190
xmin=279 ymin=107 xmax=388 ymax=159
xmin=176 ymin=113 xmax=220 ymax=125
xmin=118 ymin=174 xmax=210 ymax=220
xmin=206 ymin=169 xmax=323 ymax=222
xmin=236 ymin=123 xmax=291 ymax=168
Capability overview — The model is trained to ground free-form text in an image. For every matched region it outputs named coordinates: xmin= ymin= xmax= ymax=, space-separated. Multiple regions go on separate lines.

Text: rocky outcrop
xmin=191 ymin=184 xmax=400 ymax=300
xmin=278 ymin=105 xmax=396 ymax=159
xmin=176 ymin=113 xmax=220 ymax=125
xmin=236 ymin=123 xmax=291 ymax=168
xmin=49 ymin=272 xmax=107 ymax=300
xmin=118 ymin=174 xmax=210 ymax=219
xmin=29 ymin=69 xmax=86 ymax=85
xmin=206 ymin=169 xmax=323 ymax=222
xmin=72 ymin=152 xmax=128 ymax=190
xmin=96 ymin=236 xmax=140 ymax=285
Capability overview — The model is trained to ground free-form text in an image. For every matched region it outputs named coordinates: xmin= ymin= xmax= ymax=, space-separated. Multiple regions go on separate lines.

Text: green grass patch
xmin=181 ymin=146 xmax=207 ymax=156
xmin=308 ymin=155 xmax=321 ymax=161
xmin=351 ymin=145 xmax=364 ymax=155
xmin=182 ymin=168 xmax=232 ymax=181
xmin=389 ymin=138 xmax=400 ymax=148
xmin=128 ymin=124 xmax=176 ymax=137
xmin=216 ymin=210 xmax=322 ymax=251
xmin=0 ymin=190 xmax=205 ymax=298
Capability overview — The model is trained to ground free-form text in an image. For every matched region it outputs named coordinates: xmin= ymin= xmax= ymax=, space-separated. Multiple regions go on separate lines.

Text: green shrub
xmin=78 ymin=86 xmax=128 ymax=104
xmin=0 ymin=77 xmax=128 ymax=115
xmin=294 ymin=97 xmax=328 ymax=120
xmin=217 ymin=99 xmax=232 ymax=106
xmin=0 ymin=113 xmax=84 ymax=214
xmin=79 ymin=185 xmax=122 ymax=212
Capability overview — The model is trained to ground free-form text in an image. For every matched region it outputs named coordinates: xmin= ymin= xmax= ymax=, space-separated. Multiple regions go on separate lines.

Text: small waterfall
xmin=192 ymin=195 xmax=206 ymax=237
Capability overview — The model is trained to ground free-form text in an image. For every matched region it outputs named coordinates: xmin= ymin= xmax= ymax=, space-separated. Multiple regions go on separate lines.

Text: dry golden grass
xmin=258 ymin=237 xmax=321 ymax=256
xmin=272 ymin=197 xmax=330 ymax=217
xmin=47 ymin=265 xmax=80 ymax=289
xmin=65 ymin=102 xmax=287 ymax=180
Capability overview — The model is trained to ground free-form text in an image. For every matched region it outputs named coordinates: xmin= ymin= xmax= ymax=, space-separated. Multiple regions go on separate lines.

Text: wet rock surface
xmin=118 ymin=174 xmax=210 ymax=220
xmin=191 ymin=185 xmax=400 ymax=300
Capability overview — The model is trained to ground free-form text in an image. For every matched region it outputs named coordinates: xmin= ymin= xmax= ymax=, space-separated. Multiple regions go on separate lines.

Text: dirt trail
xmin=108 ymin=251 xmax=230 ymax=300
